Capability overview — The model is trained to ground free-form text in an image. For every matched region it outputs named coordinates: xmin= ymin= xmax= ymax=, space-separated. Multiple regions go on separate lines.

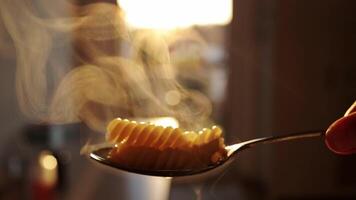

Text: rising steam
xmin=0 ymin=0 xmax=212 ymax=132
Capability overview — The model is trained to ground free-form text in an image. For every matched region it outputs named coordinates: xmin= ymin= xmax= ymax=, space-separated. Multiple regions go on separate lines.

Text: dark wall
xmin=225 ymin=0 xmax=356 ymax=198
xmin=273 ymin=0 xmax=356 ymax=132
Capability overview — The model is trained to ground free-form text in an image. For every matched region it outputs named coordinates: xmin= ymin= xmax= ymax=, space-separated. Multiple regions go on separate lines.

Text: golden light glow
xmin=38 ymin=151 xmax=58 ymax=186
xmin=135 ymin=117 xmax=179 ymax=128
xmin=151 ymin=117 xmax=179 ymax=128
xmin=39 ymin=152 xmax=58 ymax=170
xmin=164 ymin=90 xmax=181 ymax=106
xmin=117 ymin=0 xmax=233 ymax=29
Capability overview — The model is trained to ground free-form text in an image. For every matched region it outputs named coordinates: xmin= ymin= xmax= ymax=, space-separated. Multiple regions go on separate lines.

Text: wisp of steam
xmin=0 ymin=0 xmax=212 ymax=141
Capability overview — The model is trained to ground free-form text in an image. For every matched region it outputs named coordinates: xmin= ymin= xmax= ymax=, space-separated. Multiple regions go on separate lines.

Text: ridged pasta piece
xmin=106 ymin=118 xmax=227 ymax=170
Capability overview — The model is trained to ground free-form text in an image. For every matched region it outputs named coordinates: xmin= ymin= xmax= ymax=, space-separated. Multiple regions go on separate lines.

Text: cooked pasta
xmin=106 ymin=118 xmax=227 ymax=170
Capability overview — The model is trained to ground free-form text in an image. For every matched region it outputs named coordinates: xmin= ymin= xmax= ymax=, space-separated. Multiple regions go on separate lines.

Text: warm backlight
xmin=39 ymin=152 xmax=58 ymax=170
xmin=117 ymin=0 xmax=233 ymax=29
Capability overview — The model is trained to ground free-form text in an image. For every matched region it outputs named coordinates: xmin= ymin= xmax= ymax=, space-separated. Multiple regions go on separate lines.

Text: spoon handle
xmin=227 ymin=130 xmax=324 ymax=155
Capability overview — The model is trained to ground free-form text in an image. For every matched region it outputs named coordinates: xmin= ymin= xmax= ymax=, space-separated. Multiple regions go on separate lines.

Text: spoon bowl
xmin=90 ymin=130 xmax=323 ymax=177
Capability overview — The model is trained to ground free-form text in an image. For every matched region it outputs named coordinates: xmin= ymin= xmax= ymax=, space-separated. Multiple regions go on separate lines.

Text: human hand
xmin=325 ymin=101 xmax=356 ymax=155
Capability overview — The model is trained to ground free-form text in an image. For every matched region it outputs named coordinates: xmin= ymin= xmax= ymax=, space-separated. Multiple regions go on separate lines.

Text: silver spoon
xmin=89 ymin=130 xmax=324 ymax=177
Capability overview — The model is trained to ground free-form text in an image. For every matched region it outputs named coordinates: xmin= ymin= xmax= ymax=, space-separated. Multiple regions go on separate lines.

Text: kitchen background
xmin=0 ymin=0 xmax=356 ymax=199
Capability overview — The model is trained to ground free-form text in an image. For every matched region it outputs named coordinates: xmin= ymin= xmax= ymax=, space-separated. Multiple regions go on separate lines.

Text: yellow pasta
xmin=106 ymin=118 xmax=227 ymax=170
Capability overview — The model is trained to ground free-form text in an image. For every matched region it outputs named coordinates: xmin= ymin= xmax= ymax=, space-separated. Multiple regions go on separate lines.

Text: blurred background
xmin=0 ymin=0 xmax=356 ymax=199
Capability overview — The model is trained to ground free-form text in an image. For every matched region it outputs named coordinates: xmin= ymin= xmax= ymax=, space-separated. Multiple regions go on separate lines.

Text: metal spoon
xmin=89 ymin=130 xmax=323 ymax=177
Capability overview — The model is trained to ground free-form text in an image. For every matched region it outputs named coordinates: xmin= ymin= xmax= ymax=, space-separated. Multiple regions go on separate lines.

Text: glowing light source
xmin=39 ymin=152 xmax=58 ymax=170
xmin=135 ymin=117 xmax=179 ymax=128
xmin=38 ymin=151 xmax=58 ymax=186
xmin=117 ymin=0 xmax=232 ymax=29
xmin=164 ymin=90 xmax=181 ymax=106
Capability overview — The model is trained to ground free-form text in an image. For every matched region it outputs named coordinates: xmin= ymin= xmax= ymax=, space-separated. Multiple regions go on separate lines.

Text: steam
xmin=0 ymin=0 xmax=212 ymax=132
